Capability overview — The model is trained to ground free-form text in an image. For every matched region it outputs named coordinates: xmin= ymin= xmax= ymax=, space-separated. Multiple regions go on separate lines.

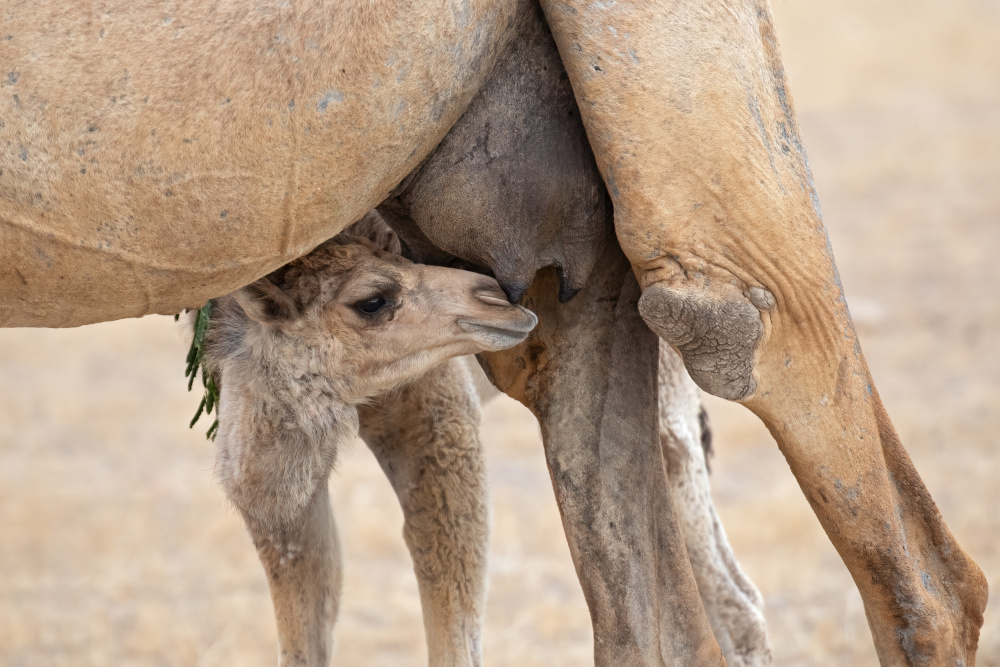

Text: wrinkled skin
xmin=542 ymin=0 xmax=987 ymax=662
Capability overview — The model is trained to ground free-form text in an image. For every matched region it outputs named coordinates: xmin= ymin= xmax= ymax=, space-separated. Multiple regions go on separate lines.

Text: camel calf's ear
xmin=234 ymin=277 xmax=301 ymax=324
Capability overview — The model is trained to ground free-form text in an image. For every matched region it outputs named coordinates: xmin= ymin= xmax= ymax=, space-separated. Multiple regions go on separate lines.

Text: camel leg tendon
xmin=244 ymin=483 xmax=343 ymax=667
xmin=658 ymin=347 xmax=772 ymax=667
xmin=479 ymin=240 xmax=724 ymax=666
xmin=359 ymin=358 xmax=490 ymax=667
xmin=541 ymin=0 xmax=987 ymax=662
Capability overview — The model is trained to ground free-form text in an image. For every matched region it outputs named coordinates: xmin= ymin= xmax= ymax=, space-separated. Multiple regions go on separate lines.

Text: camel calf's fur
xmin=200 ymin=219 xmax=536 ymax=666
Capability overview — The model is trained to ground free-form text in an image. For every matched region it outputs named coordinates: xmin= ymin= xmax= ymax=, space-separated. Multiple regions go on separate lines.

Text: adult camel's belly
xmin=0 ymin=0 xmax=524 ymax=328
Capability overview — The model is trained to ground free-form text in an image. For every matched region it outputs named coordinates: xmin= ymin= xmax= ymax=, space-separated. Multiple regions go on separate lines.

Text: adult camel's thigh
xmin=479 ymin=242 xmax=723 ymax=666
xmin=359 ymin=358 xmax=490 ymax=667
xmin=658 ymin=347 xmax=771 ymax=667
xmin=542 ymin=0 xmax=987 ymax=661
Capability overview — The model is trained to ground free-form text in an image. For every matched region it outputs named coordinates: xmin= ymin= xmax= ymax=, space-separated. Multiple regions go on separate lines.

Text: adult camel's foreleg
xmin=359 ymin=358 xmax=490 ymax=667
xmin=479 ymin=243 xmax=724 ymax=666
xmin=658 ymin=347 xmax=771 ymax=667
xmin=541 ymin=0 xmax=987 ymax=662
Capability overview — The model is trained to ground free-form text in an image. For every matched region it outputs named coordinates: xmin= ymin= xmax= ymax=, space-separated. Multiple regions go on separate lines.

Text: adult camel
xmin=0 ymin=1 xmax=986 ymax=665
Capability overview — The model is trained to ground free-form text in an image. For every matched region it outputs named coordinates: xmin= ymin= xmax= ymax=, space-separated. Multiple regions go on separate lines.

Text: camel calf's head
xmin=221 ymin=217 xmax=537 ymax=404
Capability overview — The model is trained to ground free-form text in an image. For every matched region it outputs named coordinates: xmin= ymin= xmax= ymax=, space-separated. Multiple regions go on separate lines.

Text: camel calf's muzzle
xmin=427 ymin=270 xmax=538 ymax=352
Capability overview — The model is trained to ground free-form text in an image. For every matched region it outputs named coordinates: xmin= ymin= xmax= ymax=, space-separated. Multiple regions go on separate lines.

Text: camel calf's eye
xmin=355 ymin=295 xmax=388 ymax=314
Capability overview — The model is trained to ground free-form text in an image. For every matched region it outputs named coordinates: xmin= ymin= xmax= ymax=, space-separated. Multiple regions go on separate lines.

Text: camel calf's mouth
xmin=457 ymin=313 xmax=537 ymax=351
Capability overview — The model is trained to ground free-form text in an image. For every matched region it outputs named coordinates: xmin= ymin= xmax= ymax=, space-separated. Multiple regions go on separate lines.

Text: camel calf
xmin=199 ymin=219 xmax=536 ymax=666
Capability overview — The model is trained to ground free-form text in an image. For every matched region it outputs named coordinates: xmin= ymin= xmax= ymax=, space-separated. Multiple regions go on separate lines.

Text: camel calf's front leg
xmin=215 ymin=413 xmax=349 ymax=667
xmin=249 ymin=485 xmax=343 ymax=667
xmin=359 ymin=358 xmax=490 ymax=667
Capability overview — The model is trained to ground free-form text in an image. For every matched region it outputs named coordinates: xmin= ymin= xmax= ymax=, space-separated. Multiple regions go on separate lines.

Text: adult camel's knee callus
xmin=638 ymin=282 xmax=762 ymax=402
xmin=542 ymin=0 xmax=987 ymax=660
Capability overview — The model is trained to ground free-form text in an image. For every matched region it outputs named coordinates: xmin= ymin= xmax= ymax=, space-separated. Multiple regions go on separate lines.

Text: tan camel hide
xmin=541 ymin=0 xmax=987 ymax=663
xmin=0 ymin=0 xmax=527 ymax=327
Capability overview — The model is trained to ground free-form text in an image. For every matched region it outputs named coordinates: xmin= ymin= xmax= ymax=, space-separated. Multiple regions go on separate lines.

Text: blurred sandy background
xmin=1 ymin=0 xmax=998 ymax=664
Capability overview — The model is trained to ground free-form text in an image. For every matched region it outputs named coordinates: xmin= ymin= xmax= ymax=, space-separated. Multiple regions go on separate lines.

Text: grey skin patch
xmin=35 ymin=247 xmax=53 ymax=267
xmin=746 ymin=286 xmax=776 ymax=310
xmin=638 ymin=283 xmax=763 ymax=401
xmin=316 ymin=90 xmax=344 ymax=112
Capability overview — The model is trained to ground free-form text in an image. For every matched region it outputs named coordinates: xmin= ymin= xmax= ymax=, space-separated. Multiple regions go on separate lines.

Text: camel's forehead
xmin=289 ymin=240 xmax=392 ymax=275
xmin=334 ymin=258 xmax=406 ymax=286
xmin=305 ymin=246 xmax=408 ymax=297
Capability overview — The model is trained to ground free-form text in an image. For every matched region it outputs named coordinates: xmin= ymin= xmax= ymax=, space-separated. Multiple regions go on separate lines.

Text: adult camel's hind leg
xmin=659 ymin=347 xmax=771 ymax=667
xmin=542 ymin=0 xmax=987 ymax=661
xmin=359 ymin=358 xmax=490 ymax=667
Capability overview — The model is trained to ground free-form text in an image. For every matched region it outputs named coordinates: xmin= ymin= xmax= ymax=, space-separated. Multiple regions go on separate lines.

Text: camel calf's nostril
xmin=475 ymin=291 xmax=513 ymax=307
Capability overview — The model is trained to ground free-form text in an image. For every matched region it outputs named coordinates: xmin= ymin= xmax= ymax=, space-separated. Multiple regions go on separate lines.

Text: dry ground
xmin=1 ymin=0 xmax=999 ymax=664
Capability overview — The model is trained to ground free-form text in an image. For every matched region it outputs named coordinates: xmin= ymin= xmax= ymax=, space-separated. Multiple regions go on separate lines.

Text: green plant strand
xmin=181 ymin=302 xmax=221 ymax=440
